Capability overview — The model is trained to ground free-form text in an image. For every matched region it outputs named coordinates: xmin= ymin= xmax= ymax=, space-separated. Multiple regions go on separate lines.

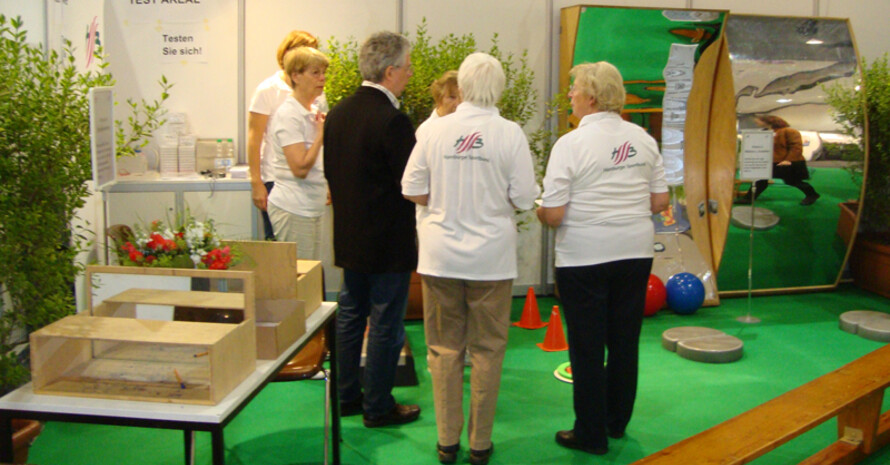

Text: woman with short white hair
xmin=538 ymin=61 xmax=669 ymax=455
xmin=402 ymin=52 xmax=540 ymax=465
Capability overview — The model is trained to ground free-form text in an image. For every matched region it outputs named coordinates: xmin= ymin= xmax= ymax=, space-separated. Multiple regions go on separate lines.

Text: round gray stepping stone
xmin=662 ymin=327 xmax=725 ymax=352
xmin=677 ymin=334 xmax=744 ymax=363
xmin=662 ymin=326 xmax=743 ymax=364
xmin=840 ymin=310 xmax=890 ymax=342
xmin=731 ymin=206 xmax=780 ymax=230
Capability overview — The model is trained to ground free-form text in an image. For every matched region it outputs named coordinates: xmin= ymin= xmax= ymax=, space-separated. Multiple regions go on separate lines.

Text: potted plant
xmin=826 ymin=54 xmax=890 ymax=297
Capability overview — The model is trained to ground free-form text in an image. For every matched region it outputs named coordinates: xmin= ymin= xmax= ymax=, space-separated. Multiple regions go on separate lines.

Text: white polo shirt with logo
xmin=402 ymin=102 xmax=540 ymax=280
xmin=542 ymin=111 xmax=667 ymax=268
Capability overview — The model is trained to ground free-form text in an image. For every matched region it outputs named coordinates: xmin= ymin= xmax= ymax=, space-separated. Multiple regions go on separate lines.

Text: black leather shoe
xmin=437 ymin=443 xmax=459 ymax=464
xmin=608 ymin=429 xmax=625 ymax=439
xmin=363 ymin=403 xmax=421 ymax=428
xmin=339 ymin=396 xmax=363 ymax=417
xmin=555 ymin=430 xmax=608 ymax=455
xmin=469 ymin=443 xmax=493 ymax=465
xmin=800 ymin=194 xmax=820 ymax=206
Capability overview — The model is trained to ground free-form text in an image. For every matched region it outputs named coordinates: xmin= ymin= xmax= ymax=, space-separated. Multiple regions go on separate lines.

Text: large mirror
xmin=720 ymin=15 xmax=863 ymax=293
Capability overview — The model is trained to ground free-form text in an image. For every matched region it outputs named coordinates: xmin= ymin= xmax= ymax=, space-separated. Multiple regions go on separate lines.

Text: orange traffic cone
xmin=537 ymin=306 xmax=568 ymax=352
xmin=513 ymin=287 xmax=547 ymax=329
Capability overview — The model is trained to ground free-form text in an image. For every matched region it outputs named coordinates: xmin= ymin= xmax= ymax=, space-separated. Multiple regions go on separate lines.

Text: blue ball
xmin=665 ymin=272 xmax=705 ymax=314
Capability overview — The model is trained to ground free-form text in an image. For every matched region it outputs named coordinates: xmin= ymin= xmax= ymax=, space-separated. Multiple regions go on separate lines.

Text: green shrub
xmin=826 ymin=54 xmax=890 ymax=240
xmin=323 ymin=19 xmax=538 ymax=130
xmin=0 ymin=15 xmax=118 ymax=390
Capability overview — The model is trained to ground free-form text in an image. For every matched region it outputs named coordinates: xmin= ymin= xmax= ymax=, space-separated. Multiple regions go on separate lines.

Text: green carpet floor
xmin=27 ymin=285 xmax=890 ymax=465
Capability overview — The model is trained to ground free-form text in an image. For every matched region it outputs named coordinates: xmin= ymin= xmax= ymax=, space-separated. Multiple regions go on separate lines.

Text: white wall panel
xmin=104 ymin=0 xmax=239 ymax=144
xmin=0 ymin=0 xmax=44 ymax=44
xmin=244 ymin=0 xmax=398 ymax=119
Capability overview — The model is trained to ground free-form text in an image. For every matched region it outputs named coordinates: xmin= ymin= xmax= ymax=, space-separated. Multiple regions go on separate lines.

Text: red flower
xmin=128 ymin=250 xmax=144 ymax=262
xmin=201 ymin=246 xmax=233 ymax=270
xmin=147 ymin=233 xmax=165 ymax=251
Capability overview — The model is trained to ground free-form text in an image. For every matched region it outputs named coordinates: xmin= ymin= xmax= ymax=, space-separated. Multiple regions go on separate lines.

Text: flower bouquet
xmin=112 ymin=215 xmax=241 ymax=270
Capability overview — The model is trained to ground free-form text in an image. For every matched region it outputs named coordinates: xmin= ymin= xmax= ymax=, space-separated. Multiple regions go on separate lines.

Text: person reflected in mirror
xmin=248 ymin=30 xmax=327 ymax=241
xmin=402 ymin=53 xmax=539 ymax=465
xmin=537 ymin=61 xmax=669 ymax=456
xmin=323 ymin=31 xmax=421 ymax=429
xmin=736 ymin=115 xmax=820 ymax=206
xmin=416 ymin=70 xmax=461 ymax=134
xmin=266 ymin=47 xmax=328 ymax=260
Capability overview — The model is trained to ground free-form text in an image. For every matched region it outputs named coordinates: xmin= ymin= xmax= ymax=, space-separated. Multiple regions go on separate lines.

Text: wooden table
xmin=0 ymin=302 xmax=340 ymax=465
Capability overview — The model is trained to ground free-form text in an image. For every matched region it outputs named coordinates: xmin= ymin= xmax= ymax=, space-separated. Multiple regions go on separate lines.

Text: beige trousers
xmin=268 ymin=203 xmax=322 ymax=260
xmin=422 ymin=275 xmax=512 ymax=451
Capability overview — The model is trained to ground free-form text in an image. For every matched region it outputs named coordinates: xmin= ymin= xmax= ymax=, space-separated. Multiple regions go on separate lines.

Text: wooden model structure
xmin=28 ymin=241 xmax=322 ymax=405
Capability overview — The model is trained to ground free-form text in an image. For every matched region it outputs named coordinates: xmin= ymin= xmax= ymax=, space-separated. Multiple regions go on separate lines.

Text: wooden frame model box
xmin=28 ymin=241 xmax=322 ymax=405
xmin=225 ymin=240 xmax=323 ymax=317
xmin=223 ymin=241 xmax=322 ymax=357
xmin=32 ymin=266 xmax=260 ymax=405
xmin=96 ymin=240 xmax=317 ymax=360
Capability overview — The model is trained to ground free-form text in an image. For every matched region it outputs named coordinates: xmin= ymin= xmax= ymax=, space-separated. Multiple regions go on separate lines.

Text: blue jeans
xmin=336 ymin=269 xmax=411 ymax=417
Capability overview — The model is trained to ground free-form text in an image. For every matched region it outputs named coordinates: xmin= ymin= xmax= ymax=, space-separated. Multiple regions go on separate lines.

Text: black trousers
xmin=261 ymin=181 xmax=275 ymax=240
xmin=556 ymin=257 xmax=652 ymax=448
xmin=752 ymin=178 xmax=818 ymax=199
xmin=751 ymin=161 xmax=818 ymax=199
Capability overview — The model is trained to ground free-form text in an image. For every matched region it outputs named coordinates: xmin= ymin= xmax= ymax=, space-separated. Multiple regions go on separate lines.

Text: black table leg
xmin=328 ymin=319 xmax=341 ymax=465
xmin=211 ymin=428 xmax=225 ymax=465
xmin=0 ymin=415 xmax=13 ymax=463
xmin=184 ymin=429 xmax=195 ymax=465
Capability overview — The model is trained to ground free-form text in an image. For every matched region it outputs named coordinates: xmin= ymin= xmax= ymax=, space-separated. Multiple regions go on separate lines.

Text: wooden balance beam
xmin=633 ymin=343 xmax=890 ymax=465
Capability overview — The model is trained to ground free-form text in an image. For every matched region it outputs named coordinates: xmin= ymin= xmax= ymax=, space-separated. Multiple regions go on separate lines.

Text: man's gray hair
xmin=359 ymin=31 xmax=411 ymax=83
xmin=458 ymin=53 xmax=505 ymax=108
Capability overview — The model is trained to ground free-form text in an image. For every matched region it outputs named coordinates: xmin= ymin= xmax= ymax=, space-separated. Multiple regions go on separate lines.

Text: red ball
xmin=644 ymin=274 xmax=667 ymax=316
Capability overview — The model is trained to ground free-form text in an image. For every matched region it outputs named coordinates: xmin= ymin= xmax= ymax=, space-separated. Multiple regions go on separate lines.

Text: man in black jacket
xmin=323 ymin=31 xmax=420 ymax=428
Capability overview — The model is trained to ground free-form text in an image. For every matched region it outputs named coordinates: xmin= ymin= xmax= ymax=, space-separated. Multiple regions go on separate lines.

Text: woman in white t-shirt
xmin=266 ymin=47 xmax=329 ymax=259
xmin=247 ymin=30 xmax=327 ymax=240
xmin=402 ymin=53 xmax=539 ymax=465
xmin=537 ymin=61 xmax=669 ymax=456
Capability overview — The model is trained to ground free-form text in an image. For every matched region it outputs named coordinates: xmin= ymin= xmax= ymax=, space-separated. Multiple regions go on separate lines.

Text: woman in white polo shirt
xmin=537 ymin=61 xmax=669 ymax=456
xmin=247 ymin=30 xmax=325 ymax=241
xmin=267 ymin=46 xmax=328 ymax=259
xmin=402 ymin=53 xmax=539 ymax=465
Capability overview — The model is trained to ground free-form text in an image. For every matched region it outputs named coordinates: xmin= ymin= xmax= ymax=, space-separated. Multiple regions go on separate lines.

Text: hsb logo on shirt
xmin=611 ymin=141 xmax=637 ymax=165
xmin=454 ymin=132 xmax=484 ymax=153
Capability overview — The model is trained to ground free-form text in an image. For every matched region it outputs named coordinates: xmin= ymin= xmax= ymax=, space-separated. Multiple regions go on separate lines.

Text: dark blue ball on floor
xmin=665 ymin=272 xmax=705 ymax=314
